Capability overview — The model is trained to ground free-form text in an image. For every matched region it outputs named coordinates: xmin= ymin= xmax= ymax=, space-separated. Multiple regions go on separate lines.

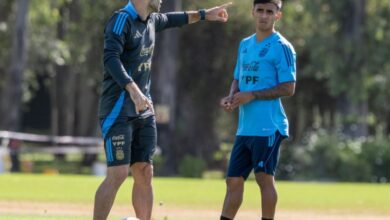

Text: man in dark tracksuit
xmin=94 ymin=0 xmax=232 ymax=219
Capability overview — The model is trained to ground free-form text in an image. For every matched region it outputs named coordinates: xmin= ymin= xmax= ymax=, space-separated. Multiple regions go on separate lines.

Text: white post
xmin=0 ymin=137 xmax=10 ymax=173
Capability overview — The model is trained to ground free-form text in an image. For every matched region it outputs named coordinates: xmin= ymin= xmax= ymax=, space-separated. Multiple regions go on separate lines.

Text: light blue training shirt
xmin=233 ymin=32 xmax=296 ymax=137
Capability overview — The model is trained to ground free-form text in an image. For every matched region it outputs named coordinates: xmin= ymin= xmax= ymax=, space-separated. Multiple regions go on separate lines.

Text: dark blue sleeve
xmin=151 ymin=12 xmax=189 ymax=32
xmin=103 ymin=12 xmax=133 ymax=89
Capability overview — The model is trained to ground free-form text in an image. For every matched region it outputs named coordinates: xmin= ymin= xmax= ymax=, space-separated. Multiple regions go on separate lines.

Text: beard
xmin=256 ymin=20 xmax=274 ymax=32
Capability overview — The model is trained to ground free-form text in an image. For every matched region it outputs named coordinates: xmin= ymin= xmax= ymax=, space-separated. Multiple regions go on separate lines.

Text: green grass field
xmin=0 ymin=174 xmax=389 ymax=220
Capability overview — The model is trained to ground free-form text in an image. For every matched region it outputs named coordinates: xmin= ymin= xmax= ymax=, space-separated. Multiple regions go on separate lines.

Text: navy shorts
xmin=227 ymin=131 xmax=287 ymax=179
xmin=100 ymin=116 xmax=157 ymax=167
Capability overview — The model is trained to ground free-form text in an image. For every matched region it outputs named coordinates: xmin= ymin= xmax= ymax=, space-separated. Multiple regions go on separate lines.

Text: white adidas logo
xmin=134 ymin=31 xmax=142 ymax=39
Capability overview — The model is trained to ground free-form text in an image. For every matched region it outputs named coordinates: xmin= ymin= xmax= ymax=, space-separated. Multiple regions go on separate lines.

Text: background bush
xmin=178 ymin=155 xmax=207 ymax=178
xmin=277 ymin=130 xmax=390 ymax=182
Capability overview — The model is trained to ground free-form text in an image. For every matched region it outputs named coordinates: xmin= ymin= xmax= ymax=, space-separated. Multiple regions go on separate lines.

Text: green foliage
xmin=1 ymin=0 xmax=390 ymax=178
xmin=26 ymin=0 xmax=122 ymax=99
xmin=279 ymin=130 xmax=390 ymax=182
xmin=361 ymin=137 xmax=390 ymax=182
xmin=178 ymin=155 xmax=207 ymax=178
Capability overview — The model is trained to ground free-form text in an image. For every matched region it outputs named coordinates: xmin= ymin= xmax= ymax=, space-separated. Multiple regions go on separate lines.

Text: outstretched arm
xmin=188 ymin=2 xmax=232 ymax=24
xmin=155 ymin=2 xmax=232 ymax=31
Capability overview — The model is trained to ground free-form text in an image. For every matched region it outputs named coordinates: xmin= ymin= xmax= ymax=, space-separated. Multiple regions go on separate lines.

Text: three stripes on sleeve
xmin=280 ymin=43 xmax=294 ymax=67
xmin=112 ymin=12 xmax=129 ymax=35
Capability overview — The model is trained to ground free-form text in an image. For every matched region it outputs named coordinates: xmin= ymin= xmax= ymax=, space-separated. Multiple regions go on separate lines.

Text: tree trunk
xmin=75 ymin=72 xmax=100 ymax=166
xmin=152 ymin=0 xmax=182 ymax=175
xmin=51 ymin=3 xmax=76 ymax=160
xmin=0 ymin=1 xmax=12 ymax=21
xmin=51 ymin=3 xmax=76 ymax=137
xmin=75 ymin=33 xmax=100 ymax=167
xmin=338 ymin=0 xmax=368 ymax=138
xmin=0 ymin=0 xmax=29 ymax=131
xmin=0 ymin=0 xmax=13 ymax=104
xmin=73 ymin=0 xmax=101 ymax=166
xmin=174 ymin=22 xmax=234 ymax=172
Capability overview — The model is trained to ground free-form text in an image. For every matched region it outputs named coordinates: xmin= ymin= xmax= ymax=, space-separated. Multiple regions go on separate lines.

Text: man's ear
xmin=276 ymin=11 xmax=282 ymax=20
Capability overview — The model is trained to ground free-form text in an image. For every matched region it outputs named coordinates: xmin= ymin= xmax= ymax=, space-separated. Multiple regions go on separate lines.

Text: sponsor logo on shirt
xmin=241 ymin=75 xmax=259 ymax=84
xmin=242 ymin=61 xmax=260 ymax=72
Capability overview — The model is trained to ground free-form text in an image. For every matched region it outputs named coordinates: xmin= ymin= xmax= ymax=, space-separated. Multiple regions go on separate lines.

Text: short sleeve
xmin=234 ymin=42 xmax=243 ymax=80
xmin=275 ymin=42 xmax=296 ymax=83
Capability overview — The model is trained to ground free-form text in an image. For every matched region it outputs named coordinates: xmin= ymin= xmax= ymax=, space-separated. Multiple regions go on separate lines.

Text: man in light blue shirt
xmin=219 ymin=0 xmax=296 ymax=220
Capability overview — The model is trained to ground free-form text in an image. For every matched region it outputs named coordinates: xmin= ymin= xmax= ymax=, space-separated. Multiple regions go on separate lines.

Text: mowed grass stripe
xmin=0 ymin=174 xmax=389 ymax=213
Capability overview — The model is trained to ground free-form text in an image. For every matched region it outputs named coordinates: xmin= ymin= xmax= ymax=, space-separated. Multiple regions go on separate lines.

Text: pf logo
xmin=241 ymin=75 xmax=259 ymax=84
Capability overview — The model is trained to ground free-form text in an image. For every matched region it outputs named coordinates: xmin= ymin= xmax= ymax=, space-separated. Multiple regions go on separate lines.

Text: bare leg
xmin=130 ymin=162 xmax=153 ymax=220
xmin=93 ymin=165 xmax=130 ymax=220
xmin=221 ymin=177 xmax=245 ymax=219
xmin=255 ymin=172 xmax=277 ymax=219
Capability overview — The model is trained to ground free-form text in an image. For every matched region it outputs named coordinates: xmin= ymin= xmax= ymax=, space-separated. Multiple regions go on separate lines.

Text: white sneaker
xmin=122 ymin=217 xmax=139 ymax=220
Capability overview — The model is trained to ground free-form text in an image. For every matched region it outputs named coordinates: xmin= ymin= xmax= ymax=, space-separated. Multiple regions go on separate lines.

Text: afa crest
xmin=259 ymin=47 xmax=269 ymax=57
xmin=116 ymin=148 xmax=125 ymax=160
xmin=259 ymin=43 xmax=271 ymax=57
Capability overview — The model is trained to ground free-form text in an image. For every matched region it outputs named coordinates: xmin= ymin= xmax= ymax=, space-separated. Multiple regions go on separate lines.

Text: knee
xmin=132 ymin=163 xmax=153 ymax=186
xmin=226 ymin=177 xmax=244 ymax=194
xmin=255 ymin=173 xmax=275 ymax=190
xmin=107 ymin=166 xmax=129 ymax=186
xmin=142 ymin=164 xmax=153 ymax=182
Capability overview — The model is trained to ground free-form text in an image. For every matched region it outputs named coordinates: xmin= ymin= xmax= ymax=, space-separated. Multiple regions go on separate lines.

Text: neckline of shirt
xmin=253 ymin=32 xmax=279 ymax=45
xmin=123 ymin=1 xmax=139 ymax=20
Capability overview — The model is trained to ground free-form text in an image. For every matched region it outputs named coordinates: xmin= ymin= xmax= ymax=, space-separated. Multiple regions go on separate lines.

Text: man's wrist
xmin=229 ymin=89 xmax=238 ymax=97
xmin=125 ymin=82 xmax=140 ymax=94
xmin=198 ymin=9 xmax=206 ymax=21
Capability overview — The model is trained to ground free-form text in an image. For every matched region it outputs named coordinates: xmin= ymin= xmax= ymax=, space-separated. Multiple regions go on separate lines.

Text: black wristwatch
xmin=199 ymin=9 xmax=206 ymax=21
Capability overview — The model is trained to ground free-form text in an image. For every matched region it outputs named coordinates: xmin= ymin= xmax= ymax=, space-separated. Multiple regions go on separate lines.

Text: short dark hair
xmin=253 ymin=0 xmax=282 ymax=10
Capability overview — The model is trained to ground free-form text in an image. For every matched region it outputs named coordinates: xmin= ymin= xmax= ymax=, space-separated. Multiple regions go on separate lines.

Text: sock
xmin=220 ymin=216 xmax=233 ymax=220
xmin=261 ymin=218 xmax=273 ymax=220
